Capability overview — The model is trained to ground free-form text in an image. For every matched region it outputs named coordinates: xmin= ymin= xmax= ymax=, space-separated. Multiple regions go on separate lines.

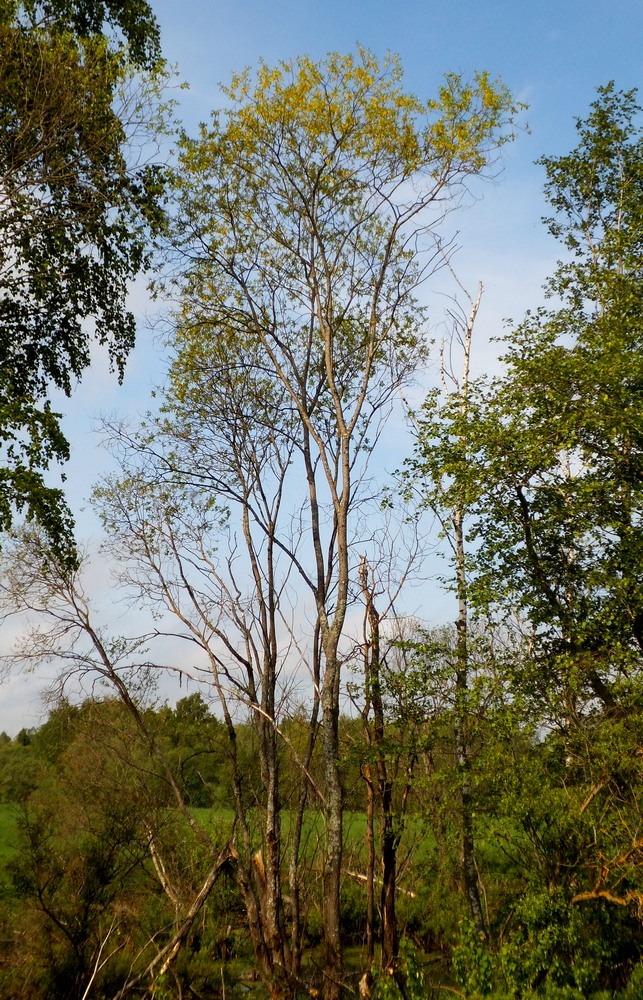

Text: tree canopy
xmin=407 ymin=85 xmax=643 ymax=992
xmin=0 ymin=0 xmax=161 ymax=66
xmin=0 ymin=0 xmax=165 ymax=560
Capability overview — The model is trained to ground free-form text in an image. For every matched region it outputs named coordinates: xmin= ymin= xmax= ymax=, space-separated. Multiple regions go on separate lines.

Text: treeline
xmin=1 ymin=657 xmax=642 ymax=1000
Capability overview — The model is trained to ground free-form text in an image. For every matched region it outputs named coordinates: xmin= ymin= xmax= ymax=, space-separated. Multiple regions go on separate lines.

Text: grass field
xmin=0 ymin=800 xmax=435 ymax=895
xmin=0 ymin=800 xmax=433 ymax=860
xmin=189 ymin=806 xmax=433 ymax=869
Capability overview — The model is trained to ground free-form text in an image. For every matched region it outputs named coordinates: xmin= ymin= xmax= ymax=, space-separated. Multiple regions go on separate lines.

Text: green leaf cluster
xmin=0 ymin=0 xmax=166 ymax=562
xmin=412 ymin=84 xmax=643 ymax=713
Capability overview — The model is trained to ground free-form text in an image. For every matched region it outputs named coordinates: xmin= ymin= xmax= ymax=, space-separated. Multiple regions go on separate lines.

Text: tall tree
xmin=115 ymin=49 xmax=517 ymax=999
xmin=411 ymin=86 xmax=643 ymax=970
xmin=405 ymin=280 xmax=488 ymax=938
xmin=2 ymin=48 xmax=519 ymax=998
xmin=461 ymin=84 xmax=643 ymax=719
xmin=0 ymin=0 xmax=166 ymax=559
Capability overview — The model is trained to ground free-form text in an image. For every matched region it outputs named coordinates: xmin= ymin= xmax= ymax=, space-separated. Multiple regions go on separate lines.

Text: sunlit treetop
xmin=211 ymin=48 xmax=521 ymax=186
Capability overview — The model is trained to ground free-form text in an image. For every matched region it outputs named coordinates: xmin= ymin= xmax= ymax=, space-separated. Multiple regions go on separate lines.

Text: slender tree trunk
xmin=363 ymin=762 xmax=376 ymax=965
xmin=309 ymin=423 xmax=350 ymax=1000
xmin=450 ymin=283 xmax=486 ymax=939
xmin=359 ymin=557 xmax=400 ymax=972
xmin=454 ymin=508 xmax=486 ymax=939
xmin=380 ymin=790 xmax=399 ymax=969
xmin=322 ymin=675 xmax=344 ymax=1000
xmin=289 ymin=657 xmax=321 ymax=979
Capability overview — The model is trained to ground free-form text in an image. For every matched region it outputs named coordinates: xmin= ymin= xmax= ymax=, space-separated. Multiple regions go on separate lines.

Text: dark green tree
xmin=411 ymin=83 xmax=643 ymax=993
xmin=154 ymin=694 xmax=227 ymax=807
xmin=414 ymin=83 xmax=643 ymax=720
xmin=0 ymin=0 xmax=165 ymax=560
xmin=3 ymin=0 xmax=160 ymax=67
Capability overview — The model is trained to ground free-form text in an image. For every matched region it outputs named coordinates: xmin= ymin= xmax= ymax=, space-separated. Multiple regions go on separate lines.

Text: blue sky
xmin=1 ymin=0 xmax=642 ymax=732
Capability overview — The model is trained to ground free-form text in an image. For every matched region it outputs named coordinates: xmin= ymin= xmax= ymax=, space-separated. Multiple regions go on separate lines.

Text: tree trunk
xmin=450 ymin=285 xmax=486 ymax=938
xmin=359 ymin=557 xmax=401 ymax=972
xmin=380 ymin=798 xmax=398 ymax=969
xmin=322 ymin=678 xmax=344 ymax=1000
xmin=364 ymin=763 xmax=376 ymax=965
